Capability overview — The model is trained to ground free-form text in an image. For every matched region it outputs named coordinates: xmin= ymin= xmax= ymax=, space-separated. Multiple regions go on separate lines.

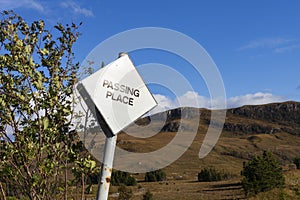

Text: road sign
xmin=78 ymin=54 xmax=157 ymax=136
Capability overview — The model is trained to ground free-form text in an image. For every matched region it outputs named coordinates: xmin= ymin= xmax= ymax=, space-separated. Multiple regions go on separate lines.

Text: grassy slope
xmin=85 ymin=102 xmax=300 ymax=199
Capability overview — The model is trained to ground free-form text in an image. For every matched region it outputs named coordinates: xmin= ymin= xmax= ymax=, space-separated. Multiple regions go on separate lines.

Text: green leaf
xmin=39 ymin=48 xmax=49 ymax=55
xmin=43 ymin=117 xmax=49 ymax=130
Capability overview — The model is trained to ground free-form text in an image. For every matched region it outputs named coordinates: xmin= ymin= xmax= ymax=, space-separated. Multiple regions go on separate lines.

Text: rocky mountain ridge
xmin=136 ymin=101 xmax=300 ymax=135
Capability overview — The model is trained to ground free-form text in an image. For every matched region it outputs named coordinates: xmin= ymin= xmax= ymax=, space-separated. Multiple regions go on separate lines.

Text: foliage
xmin=241 ymin=151 xmax=285 ymax=196
xmin=72 ymin=154 xmax=99 ymax=196
xmin=295 ymin=188 xmax=300 ymax=199
xmin=198 ymin=167 xmax=231 ymax=182
xmin=0 ymin=10 xmax=88 ymax=199
xmin=118 ymin=184 xmax=133 ymax=200
xmin=293 ymin=157 xmax=300 ymax=169
xmin=144 ymin=169 xmax=166 ymax=182
xmin=143 ymin=190 xmax=153 ymax=200
xmin=111 ymin=170 xmax=137 ymax=186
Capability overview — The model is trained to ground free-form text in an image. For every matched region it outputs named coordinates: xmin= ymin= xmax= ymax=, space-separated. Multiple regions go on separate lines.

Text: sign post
xmin=78 ymin=53 xmax=157 ymax=200
xmin=96 ymin=135 xmax=117 ymax=200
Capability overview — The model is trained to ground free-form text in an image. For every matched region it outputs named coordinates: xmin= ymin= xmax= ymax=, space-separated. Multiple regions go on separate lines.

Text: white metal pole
xmin=96 ymin=135 xmax=117 ymax=200
xmin=96 ymin=52 xmax=127 ymax=200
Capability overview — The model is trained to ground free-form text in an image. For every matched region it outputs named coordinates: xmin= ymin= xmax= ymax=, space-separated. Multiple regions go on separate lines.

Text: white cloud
xmin=26 ymin=0 xmax=44 ymax=11
xmin=0 ymin=0 xmax=94 ymax=19
xmin=176 ymin=91 xmax=209 ymax=108
xmin=147 ymin=94 xmax=174 ymax=115
xmin=0 ymin=0 xmax=44 ymax=12
xmin=274 ymin=44 xmax=300 ymax=53
xmin=61 ymin=1 xmax=94 ymax=17
xmin=150 ymin=91 xmax=286 ymax=114
xmin=237 ymin=37 xmax=300 ymax=54
xmin=238 ymin=37 xmax=293 ymax=50
xmin=149 ymin=91 xmax=212 ymax=114
xmin=226 ymin=92 xmax=285 ymax=108
xmin=153 ymin=94 xmax=174 ymax=110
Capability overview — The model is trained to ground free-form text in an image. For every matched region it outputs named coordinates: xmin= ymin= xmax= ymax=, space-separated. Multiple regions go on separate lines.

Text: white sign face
xmin=79 ymin=54 xmax=157 ymax=135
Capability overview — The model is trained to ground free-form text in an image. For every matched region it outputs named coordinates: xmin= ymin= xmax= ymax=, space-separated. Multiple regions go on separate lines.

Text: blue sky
xmin=1 ymin=0 xmax=300 ymax=109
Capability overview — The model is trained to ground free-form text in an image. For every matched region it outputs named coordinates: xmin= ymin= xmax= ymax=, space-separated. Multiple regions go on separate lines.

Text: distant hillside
xmin=135 ymin=101 xmax=300 ymax=135
xmin=120 ymin=101 xmax=300 ymax=168
xmin=229 ymin=101 xmax=300 ymax=126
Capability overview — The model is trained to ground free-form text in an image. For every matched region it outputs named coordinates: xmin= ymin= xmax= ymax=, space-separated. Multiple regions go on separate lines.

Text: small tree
xmin=241 ymin=151 xmax=285 ymax=195
xmin=145 ymin=169 xmax=166 ymax=182
xmin=0 ymin=10 xmax=87 ymax=199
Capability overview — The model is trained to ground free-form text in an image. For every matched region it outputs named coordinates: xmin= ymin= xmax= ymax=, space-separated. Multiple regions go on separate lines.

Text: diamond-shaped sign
xmin=78 ymin=54 xmax=157 ymax=136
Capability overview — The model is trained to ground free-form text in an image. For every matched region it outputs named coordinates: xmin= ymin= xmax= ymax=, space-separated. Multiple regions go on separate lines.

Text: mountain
xmin=227 ymin=101 xmax=300 ymax=133
xmin=134 ymin=101 xmax=300 ymax=135
xmin=118 ymin=101 xmax=300 ymax=173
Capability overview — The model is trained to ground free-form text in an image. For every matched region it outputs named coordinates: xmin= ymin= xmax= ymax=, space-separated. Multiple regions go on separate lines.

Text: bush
xmin=118 ymin=184 xmax=133 ymax=200
xmin=143 ymin=190 xmax=153 ymax=200
xmin=198 ymin=167 xmax=230 ymax=182
xmin=295 ymin=188 xmax=300 ymax=198
xmin=145 ymin=169 xmax=166 ymax=182
xmin=241 ymin=151 xmax=285 ymax=195
xmin=293 ymin=157 xmax=300 ymax=169
xmin=111 ymin=170 xmax=137 ymax=186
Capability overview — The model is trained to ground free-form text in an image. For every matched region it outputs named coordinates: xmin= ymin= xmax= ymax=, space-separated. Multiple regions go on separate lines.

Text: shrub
xmin=143 ymin=190 xmax=153 ymax=200
xmin=198 ymin=167 xmax=230 ymax=182
xmin=145 ymin=169 xmax=166 ymax=182
xmin=118 ymin=184 xmax=133 ymax=200
xmin=145 ymin=172 xmax=156 ymax=182
xmin=111 ymin=170 xmax=137 ymax=186
xmin=295 ymin=188 xmax=300 ymax=198
xmin=293 ymin=157 xmax=300 ymax=169
xmin=241 ymin=151 xmax=285 ymax=195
